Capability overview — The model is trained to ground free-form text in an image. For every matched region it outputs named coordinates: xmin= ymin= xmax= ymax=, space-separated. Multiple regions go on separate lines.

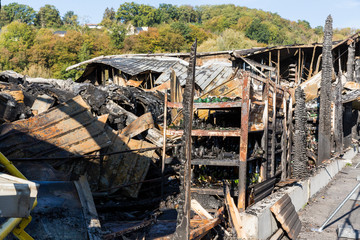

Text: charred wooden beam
xmin=281 ymin=97 xmax=288 ymax=180
xmin=355 ymin=58 xmax=360 ymax=83
xmin=347 ymin=41 xmax=356 ymax=82
xmin=173 ymin=39 xmax=197 ymax=240
xmin=308 ymin=46 xmax=317 ymax=80
xmin=261 ymin=80 xmax=270 ymax=181
xmin=238 ymin=71 xmax=250 ymax=211
xmin=293 ymin=87 xmax=309 ymax=178
xmin=318 ymin=15 xmax=333 ymax=164
xmin=161 ymin=91 xmax=168 ymax=198
xmin=286 ymin=96 xmax=293 ymax=178
xmin=344 ymin=102 xmax=353 ymax=149
xmin=270 ymin=86 xmax=277 ymax=177
xmin=334 ymin=78 xmax=343 ymax=153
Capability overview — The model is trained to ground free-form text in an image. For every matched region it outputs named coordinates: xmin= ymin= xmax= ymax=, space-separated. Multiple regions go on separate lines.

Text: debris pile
xmin=0 ymin=70 xmax=172 ymax=239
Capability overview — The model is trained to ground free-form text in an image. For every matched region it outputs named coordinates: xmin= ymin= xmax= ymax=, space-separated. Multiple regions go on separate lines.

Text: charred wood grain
xmin=347 ymin=41 xmax=356 ymax=82
xmin=293 ymin=87 xmax=309 ymax=178
xmin=334 ymin=79 xmax=343 ymax=153
xmin=173 ymin=39 xmax=197 ymax=240
xmin=318 ymin=15 xmax=333 ymax=164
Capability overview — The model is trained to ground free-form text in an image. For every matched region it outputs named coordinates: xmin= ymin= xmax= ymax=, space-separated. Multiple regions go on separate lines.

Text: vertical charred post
xmin=318 ymin=15 xmax=333 ymax=164
xmin=334 ymin=78 xmax=343 ymax=154
xmin=355 ymin=59 xmax=360 ymax=83
xmin=173 ymin=39 xmax=197 ymax=240
xmin=293 ymin=87 xmax=309 ymax=178
xmin=347 ymin=41 xmax=356 ymax=82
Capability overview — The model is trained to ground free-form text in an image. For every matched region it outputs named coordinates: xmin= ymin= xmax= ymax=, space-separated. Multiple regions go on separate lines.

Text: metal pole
xmin=312 ymin=181 xmax=360 ymax=232
xmin=354 ymin=162 xmax=360 ymax=169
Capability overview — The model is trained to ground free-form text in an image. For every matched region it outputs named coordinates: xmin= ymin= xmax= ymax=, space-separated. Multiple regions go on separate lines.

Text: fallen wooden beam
xmin=31 ymin=94 xmax=54 ymax=115
xmin=189 ymin=207 xmax=224 ymax=240
xmin=103 ymin=218 xmax=155 ymax=240
xmin=269 ymin=228 xmax=284 ymax=240
xmin=121 ymin=112 xmax=154 ymax=138
xmin=225 ymin=185 xmax=242 ymax=238
xmin=105 ymin=100 xmax=163 ymax=147
xmin=191 ymin=199 xmax=214 ymax=220
xmin=75 ymin=175 xmax=102 ymax=240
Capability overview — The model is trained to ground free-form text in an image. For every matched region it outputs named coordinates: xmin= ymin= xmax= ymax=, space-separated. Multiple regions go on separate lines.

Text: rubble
xmin=2 ymin=23 xmax=360 ymax=239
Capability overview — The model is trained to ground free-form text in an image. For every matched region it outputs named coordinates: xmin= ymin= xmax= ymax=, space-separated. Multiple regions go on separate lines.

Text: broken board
xmin=270 ymin=194 xmax=301 ymax=239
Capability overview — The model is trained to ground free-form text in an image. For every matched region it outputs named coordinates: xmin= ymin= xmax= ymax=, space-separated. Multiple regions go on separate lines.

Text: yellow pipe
xmin=0 ymin=218 xmax=22 ymax=240
xmin=0 ymin=152 xmax=37 ymax=240
xmin=0 ymin=153 xmax=26 ymax=179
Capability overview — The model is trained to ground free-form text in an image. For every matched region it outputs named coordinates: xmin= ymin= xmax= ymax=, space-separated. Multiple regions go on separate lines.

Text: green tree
xmin=2 ymin=3 xmax=36 ymax=25
xmin=155 ymin=4 xmax=179 ymax=24
xmin=100 ymin=7 xmax=116 ymax=28
xmin=245 ymin=19 xmax=270 ymax=43
xmin=0 ymin=21 xmax=35 ymax=71
xmin=63 ymin=11 xmax=79 ymax=27
xmin=170 ymin=22 xmax=191 ymax=42
xmin=116 ymin=2 xmax=140 ymax=24
xmin=314 ymin=26 xmax=323 ymax=35
xmin=109 ymin=23 xmax=126 ymax=49
xmin=35 ymin=4 xmax=63 ymax=28
xmin=123 ymin=28 xmax=160 ymax=53
xmin=133 ymin=4 xmax=156 ymax=27
xmin=178 ymin=5 xmax=197 ymax=23
xmin=29 ymin=28 xmax=55 ymax=68
xmin=297 ymin=20 xmax=311 ymax=29
xmin=158 ymin=25 xmax=185 ymax=52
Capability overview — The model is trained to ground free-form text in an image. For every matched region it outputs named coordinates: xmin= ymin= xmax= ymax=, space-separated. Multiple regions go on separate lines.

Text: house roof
xmin=54 ymin=31 xmax=67 ymax=35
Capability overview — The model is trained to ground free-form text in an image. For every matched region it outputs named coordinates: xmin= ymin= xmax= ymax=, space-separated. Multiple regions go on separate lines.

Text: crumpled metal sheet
xmin=0 ymin=95 xmax=111 ymax=158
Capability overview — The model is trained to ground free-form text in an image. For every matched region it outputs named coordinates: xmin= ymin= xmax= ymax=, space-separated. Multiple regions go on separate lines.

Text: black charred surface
xmin=334 ymin=79 xmax=343 ymax=153
xmin=173 ymin=40 xmax=197 ymax=240
xmin=344 ymin=102 xmax=353 ymax=148
xmin=293 ymin=87 xmax=309 ymax=178
xmin=347 ymin=41 xmax=356 ymax=82
xmin=355 ymin=59 xmax=360 ymax=83
xmin=318 ymin=15 xmax=333 ymax=164
xmin=0 ymin=75 xmax=164 ymax=132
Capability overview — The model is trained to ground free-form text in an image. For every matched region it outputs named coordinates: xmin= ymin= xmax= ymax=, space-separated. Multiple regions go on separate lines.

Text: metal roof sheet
xmin=155 ymin=62 xmax=234 ymax=91
xmin=68 ymin=55 xmax=189 ymax=76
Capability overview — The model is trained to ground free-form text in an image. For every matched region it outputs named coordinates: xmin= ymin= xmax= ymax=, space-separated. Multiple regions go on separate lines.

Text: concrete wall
xmin=240 ymin=149 xmax=357 ymax=240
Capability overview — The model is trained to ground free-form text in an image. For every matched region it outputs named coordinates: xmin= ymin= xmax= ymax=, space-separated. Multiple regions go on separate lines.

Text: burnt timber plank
xmin=166 ymin=129 xmax=242 ymax=137
xmin=168 ymin=101 xmax=243 ymax=109
xmin=191 ymin=158 xmax=239 ymax=166
xmin=225 ymin=185 xmax=242 ymax=238
xmin=173 ymin=39 xmax=197 ymax=240
xmin=238 ymin=72 xmax=250 ymax=211
xmin=190 ymin=187 xmax=238 ymax=196
xmin=270 ymin=194 xmax=301 ymax=239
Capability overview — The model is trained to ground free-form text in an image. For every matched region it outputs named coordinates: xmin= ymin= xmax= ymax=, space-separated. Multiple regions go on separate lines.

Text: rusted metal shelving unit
xmin=162 ymin=72 xmax=254 ymax=211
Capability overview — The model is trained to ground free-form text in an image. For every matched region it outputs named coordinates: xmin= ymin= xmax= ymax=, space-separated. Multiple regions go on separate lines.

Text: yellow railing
xmin=0 ymin=153 xmax=37 ymax=240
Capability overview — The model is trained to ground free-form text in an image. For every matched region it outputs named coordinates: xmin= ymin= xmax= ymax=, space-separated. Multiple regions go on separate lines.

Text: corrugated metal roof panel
xmin=93 ymin=57 xmax=184 ymax=76
xmin=155 ymin=62 xmax=234 ymax=91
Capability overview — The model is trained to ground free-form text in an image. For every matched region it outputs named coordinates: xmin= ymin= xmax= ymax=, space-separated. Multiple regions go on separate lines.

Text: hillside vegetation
xmin=0 ymin=2 xmax=358 ymax=79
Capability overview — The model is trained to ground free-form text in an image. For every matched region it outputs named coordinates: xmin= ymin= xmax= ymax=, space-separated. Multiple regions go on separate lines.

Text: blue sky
xmin=3 ymin=0 xmax=360 ymax=29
